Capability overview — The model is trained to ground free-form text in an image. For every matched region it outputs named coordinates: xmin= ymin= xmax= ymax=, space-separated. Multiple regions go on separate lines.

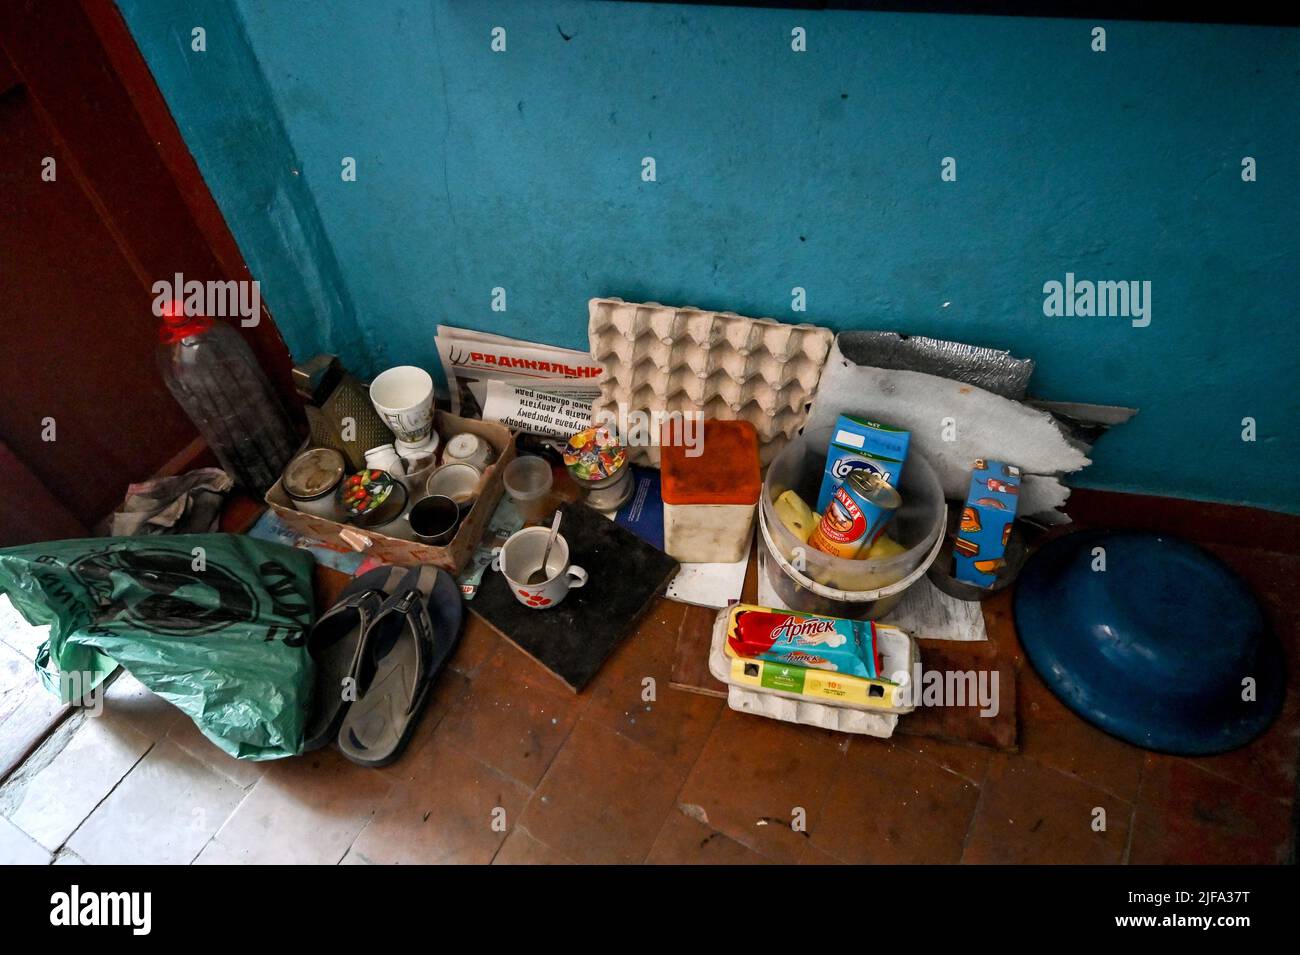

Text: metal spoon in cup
xmin=526 ymin=511 xmax=563 ymax=585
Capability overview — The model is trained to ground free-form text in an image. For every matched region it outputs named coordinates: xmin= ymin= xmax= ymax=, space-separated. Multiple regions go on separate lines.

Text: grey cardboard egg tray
xmin=588 ymin=297 xmax=834 ymax=466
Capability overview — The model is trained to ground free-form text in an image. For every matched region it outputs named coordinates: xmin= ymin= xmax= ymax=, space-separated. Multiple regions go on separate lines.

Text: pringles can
xmin=807 ymin=469 xmax=901 ymax=559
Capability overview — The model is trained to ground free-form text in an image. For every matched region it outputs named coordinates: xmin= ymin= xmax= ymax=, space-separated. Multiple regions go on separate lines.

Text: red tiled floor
xmin=812 ymin=737 xmax=981 ymax=864
xmin=1128 ymin=754 xmax=1293 ymax=865
xmin=3 ymin=493 xmax=1298 ymax=866
xmin=961 ymin=755 xmax=1132 ymax=864
xmin=1015 ymin=665 xmax=1146 ymax=802
xmin=890 ymin=733 xmax=991 ymax=786
xmin=645 ymin=810 xmax=774 ymax=865
xmin=200 ymin=747 xmax=393 ymax=865
xmin=519 ymin=718 xmax=688 ymax=864
xmin=492 ymin=827 xmax=574 ymax=865
xmin=582 ymin=599 xmax=722 ymax=768
xmin=347 ymin=739 xmax=531 ymax=865
xmin=675 ymin=708 xmax=846 ymax=863
xmin=434 ymin=647 xmax=586 ymax=789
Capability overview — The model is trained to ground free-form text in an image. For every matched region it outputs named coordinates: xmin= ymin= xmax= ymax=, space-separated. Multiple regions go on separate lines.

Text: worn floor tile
xmin=0 ymin=639 xmax=36 ymax=700
xmin=67 ymin=740 xmax=245 ymax=865
xmin=1015 ymin=665 xmax=1145 ymax=802
xmin=103 ymin=671 xmax=186 ymax=742
xmin=519 ymin=719 xmax=686 ymax=864
xmin=449 ymin=614 xmax=500 ymax=677
xmin=0 ymin=593 xmax=50 ymax=661
xmin=0 ymin=815 xmax=50 ymax=864
xmin=380 ymin=668 xmax=472 ymax=783
xmin=0 ymin=665 xmax=66 ymax=780
xmin=191 ymin=837 xmax=245 ymax=865
xmin=208 ymin=747 xmax=392 ymax=865
xmin=435 ymin=648 xmax=585 ymax=788
xmin=646 ymin=810 xmax=774 ymax=865
xmin=676 ymin=708 xmax=844 ymax=863
xmin=583 ymin=601 xmax=720 ymax=767
xmin=890 ymin=734 xmax=991 ymax=785
xmin=813 ymin=737 xmax=980 ymax=864
xmin=4 ymin=713 xmax=152 ymax=851
xmin=798 ymin=844 xmax=848 ymax=865
xmin=492 ymin=827 xmax=575 ymax=865
xmin=348 ymin=739 xmax=530 ymax=864
xmin=1129 ymin=754 xmax=1292 ymax=864
xmin=962 ymin=755 xmax=1130 ymax=864
xmin=1177 ymin=691 xmax=1300 ymax=801
xmin=165 ymin=717 xmax=266 ymax=790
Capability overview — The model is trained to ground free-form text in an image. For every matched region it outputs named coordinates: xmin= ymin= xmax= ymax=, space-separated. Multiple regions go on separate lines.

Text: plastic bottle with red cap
xmin=156 ymin=300 xmax=298 ymax=494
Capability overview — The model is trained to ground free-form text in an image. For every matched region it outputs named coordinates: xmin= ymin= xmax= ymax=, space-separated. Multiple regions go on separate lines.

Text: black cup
xmin=408 ymin=494 xmax=460 ymax=545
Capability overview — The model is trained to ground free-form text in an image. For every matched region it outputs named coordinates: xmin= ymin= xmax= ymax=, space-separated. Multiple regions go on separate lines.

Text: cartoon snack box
xmin=952 ymin=458 xmax=1021 ymax=588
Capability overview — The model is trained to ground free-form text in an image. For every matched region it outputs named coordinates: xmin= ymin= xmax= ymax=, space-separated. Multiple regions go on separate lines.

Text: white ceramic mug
xmin=491 ymin=527 xmax=587 ymax=609
xmin=369 ymin=366 xmax=434 ymax=443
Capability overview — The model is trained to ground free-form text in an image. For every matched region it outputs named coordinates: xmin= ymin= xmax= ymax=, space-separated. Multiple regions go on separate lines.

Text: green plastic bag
xmin=0 ymin=534 xmax=316 ymax=760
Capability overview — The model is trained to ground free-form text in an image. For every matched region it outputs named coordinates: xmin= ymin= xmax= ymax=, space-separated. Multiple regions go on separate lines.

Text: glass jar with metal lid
xmin=563 ymin=426 xmax=632 ymax=512
xmin=282 ymin=448 xmax=346 ymax=519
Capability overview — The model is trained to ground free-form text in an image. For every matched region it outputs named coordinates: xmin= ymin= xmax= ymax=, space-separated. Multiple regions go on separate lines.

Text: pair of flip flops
xmin=305 ymin=564 xmax=463 ymax=767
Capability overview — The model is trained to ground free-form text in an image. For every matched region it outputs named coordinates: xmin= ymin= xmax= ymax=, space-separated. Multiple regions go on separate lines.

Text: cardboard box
xmin=952 ymin=458 xmax=1021 ymax=587
xmin=266 ymin=412 xmax=517 ymax=573
xmin=815 ymin=414 xmax=911 ymax=512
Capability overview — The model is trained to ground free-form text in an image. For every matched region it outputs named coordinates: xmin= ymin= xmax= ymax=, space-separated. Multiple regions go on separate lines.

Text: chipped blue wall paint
xmin=117 ymin=1 xmax=1300 ymax=512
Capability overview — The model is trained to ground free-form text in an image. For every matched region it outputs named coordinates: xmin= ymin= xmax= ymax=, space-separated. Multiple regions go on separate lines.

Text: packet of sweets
xmin=727 ymin=607 xmax=881 ymax=679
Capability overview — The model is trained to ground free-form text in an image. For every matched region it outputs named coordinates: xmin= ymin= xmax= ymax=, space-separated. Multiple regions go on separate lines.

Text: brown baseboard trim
xmin=1065 ymin=488 xmax=1300 ymax=556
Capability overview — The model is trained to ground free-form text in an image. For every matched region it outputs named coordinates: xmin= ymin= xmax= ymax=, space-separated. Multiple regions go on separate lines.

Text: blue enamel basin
xmin=1014 ymin=530 xmax=1284 ymax=755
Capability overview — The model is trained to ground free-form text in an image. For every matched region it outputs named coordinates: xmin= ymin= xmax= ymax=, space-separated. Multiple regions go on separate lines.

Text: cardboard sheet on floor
xmin=472 ymin=501 xmax=679 ymax=691
xmin=665 ymin=551 xmax=751 ymax=609
xmin=755 ymin=574 xmax=987 ymax=642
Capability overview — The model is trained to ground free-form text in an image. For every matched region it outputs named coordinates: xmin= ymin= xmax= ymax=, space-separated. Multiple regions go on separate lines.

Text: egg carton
xmin=588 ymin=298 xmax=834 ymax=466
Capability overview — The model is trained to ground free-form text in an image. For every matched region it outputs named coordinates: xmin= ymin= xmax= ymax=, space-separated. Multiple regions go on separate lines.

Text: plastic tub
xmin=761 ymin=427 xmax=946 ymax=592
xmin=758 ymin=504 xmax=946 ymax=619
xmin=503 ymin=455 xmax=554 ymax=524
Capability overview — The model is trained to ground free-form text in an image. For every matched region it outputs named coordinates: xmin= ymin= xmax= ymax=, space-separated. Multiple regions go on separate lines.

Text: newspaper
xmin=482 ymin=379 xmax=599 ymax=438
xmin=434 ymin=325 xmax=603 ymax=420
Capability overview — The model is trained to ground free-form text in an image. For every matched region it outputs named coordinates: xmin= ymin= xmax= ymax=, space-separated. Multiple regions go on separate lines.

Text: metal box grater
xmin=320 ymin=374 xmax=396 ymax=469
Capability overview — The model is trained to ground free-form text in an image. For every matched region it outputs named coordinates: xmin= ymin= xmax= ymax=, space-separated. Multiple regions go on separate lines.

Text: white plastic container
xmin=662 ymin=420 xmax=762 ymax=563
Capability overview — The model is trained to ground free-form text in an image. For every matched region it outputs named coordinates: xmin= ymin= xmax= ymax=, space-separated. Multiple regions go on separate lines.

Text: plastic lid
xmin=503 ymin=455 xmax=553 ymax=500
xmin=158 ymin=299 xmax=213 ymax=343
xmin=661 ymin=419 xmax=761 ymax=505
xmin=283 ymin=448 xmax=345 ymax=499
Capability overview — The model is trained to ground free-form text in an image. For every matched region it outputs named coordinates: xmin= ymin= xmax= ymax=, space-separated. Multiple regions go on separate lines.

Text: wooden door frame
xmin=0 ymin=0 xmax=302 ymax=460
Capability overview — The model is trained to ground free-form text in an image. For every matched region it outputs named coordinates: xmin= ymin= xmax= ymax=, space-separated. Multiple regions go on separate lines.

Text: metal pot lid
xmin=284 ymin=448 xmax=345 ymax=499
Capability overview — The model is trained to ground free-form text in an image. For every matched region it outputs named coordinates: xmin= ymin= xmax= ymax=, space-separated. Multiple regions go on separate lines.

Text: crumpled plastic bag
xmin=0 ymin=534 xmax=315 ymax=760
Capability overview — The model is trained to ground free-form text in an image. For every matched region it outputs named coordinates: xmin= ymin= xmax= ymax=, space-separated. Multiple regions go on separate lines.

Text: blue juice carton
xmin=815 ymin=415 xmax=911 ymax=514
xmin=952 ymin=458 xmax=1021 ymax=587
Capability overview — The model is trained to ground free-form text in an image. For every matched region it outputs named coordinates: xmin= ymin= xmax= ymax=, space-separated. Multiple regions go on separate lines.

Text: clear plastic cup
xmin=503 ymin=455 xmax=554 ymax=524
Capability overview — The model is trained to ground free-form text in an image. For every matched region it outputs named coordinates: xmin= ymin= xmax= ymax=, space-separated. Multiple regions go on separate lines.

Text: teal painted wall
xmin=117 ymin=1 xmax=1300 ymax=512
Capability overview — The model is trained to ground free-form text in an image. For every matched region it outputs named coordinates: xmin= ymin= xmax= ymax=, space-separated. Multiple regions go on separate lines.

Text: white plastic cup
xmin=502 ymin=456 xmax=554 ymax=524
xmin=369 ymin=366 xmax=434 ymax=443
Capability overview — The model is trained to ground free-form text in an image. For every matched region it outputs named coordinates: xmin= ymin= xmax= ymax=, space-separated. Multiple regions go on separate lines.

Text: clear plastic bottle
xmin=157 ymin=301 xmax=299 ymax=494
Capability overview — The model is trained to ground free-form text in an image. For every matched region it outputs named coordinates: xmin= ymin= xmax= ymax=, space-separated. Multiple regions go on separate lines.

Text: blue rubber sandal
xmin=337 ymin=565 xmax=464 ymax=767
